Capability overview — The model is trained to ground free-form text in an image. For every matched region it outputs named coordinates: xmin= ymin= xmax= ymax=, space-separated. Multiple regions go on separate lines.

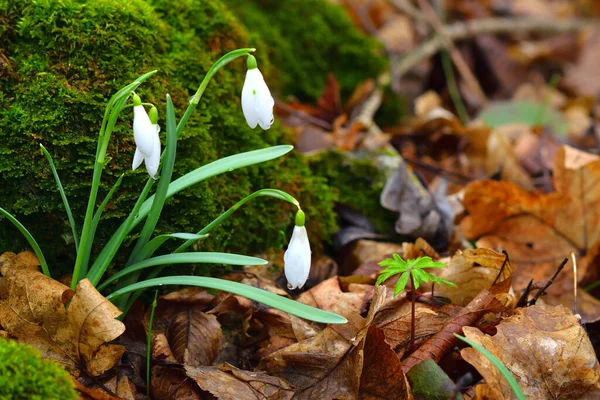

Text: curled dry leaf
xmin=260 ymin=286 xmax=387 ymax=400
xmin=0 ymin=251 xmax=125 ymax=376
xmin=461 ymin=304 xmax=600 ymax=399
xmin=460 ymin=146 xmax=600 ymax=318
xmin=435 ymin=248 xmax=514 ymax=306
xmin=375 ymin=294 xmax=462 ymax=358
xmin=402 ymin=290 xmax=504 ymax=373
xmin=296 ymin=276 xmax=374 ymax=321
xmin=185 ymin=363 xmax=294 ymax=400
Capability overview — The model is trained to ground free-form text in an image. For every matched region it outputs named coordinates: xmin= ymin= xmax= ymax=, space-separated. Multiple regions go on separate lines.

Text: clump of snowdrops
xmin=0 ymin=49 xmax=345 ymax=324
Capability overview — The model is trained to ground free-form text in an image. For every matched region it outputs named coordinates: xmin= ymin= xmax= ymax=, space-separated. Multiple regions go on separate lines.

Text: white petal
xmin=144 ymin=125 xmax=161 ymax=179
xmin=284 ymin=225 xmax=311 ymax=289
xmin=132 ymin=147 xmax=144 ymax=170
xmin=241 ymin=71 xmax=259 ymax=129
xmin=133 ymin=105 xmax=155 ymax=157
xmin=241 ymin=69 xmax=274 ymax=130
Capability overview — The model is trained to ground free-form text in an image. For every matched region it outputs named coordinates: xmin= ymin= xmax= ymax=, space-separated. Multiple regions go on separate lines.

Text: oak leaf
xmin=461 ymin=304 xmax=600 ymax=399
xmin=0 ymin=252 xmax=125 ymax=376
xmin=435 ymin=248 xmax=513 ymax=306
xmin=460 ymin=146 xmax=600 ymax=319
xmin=260 ymin=286 xmax=387 ymax=400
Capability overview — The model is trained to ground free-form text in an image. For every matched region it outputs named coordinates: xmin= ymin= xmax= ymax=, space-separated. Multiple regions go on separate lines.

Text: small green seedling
xmin=376 ymin=255 xmax=456 ymax=352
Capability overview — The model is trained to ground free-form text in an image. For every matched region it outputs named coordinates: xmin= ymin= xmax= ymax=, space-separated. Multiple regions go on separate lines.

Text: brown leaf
xmin=167 ymin=308 xmax=222 ymax=366
xmin=359 ymin=325 xmax=410 ymax=399
xmin=402 ymin=290 xmax=504 ymax=373
xmin=460 ymin=146 xmax=600 ymax=292
xmin=0 ymin=252 xmax=125 ymax=376
xmin=151 ymin=366 xmax=203 ymax=400
xmin=260 ymin=286 xmax=387 ymax=399
xmin=563 ymin=30 xmax=600 ymax=99
xmin=486 ymin=127 xmax=534 ymax=189
xmin=461 ymin=304 xmax=600 ymax=399
xmin=296 ymin=276 xmax=373 ymax=321
xmin=185 ymin=363 xmax=294 ymax=400
xmin=375 ymin=295 xmax=462 ymax=357
xmin=435 ymin=248 xmax=514 ymax=306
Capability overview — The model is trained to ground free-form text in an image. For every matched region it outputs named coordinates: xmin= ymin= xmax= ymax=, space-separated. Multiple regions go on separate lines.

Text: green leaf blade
xmin=106 ymin=276 xmax=347 ymax=324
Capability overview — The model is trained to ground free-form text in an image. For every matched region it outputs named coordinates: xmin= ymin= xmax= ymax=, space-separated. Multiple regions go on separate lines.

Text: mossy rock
xmin=223 ymin=0 xmax=387 ymax=102
xmin=310 ymin=149 xmax=398 ymax=234
xmin=0 ymin=338 xmax=78 ymax=400
xmin=0 ymin=0 xmax=338 ymax=274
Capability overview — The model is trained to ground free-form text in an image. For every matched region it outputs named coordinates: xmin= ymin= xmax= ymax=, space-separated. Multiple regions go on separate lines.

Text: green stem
xmin=409 ymin=272 xmax=416 ymax=353
xmin=441 ymin=49 xmax=469 ymax=125
xmin=146 ymin=290 xmax=158 ymax=397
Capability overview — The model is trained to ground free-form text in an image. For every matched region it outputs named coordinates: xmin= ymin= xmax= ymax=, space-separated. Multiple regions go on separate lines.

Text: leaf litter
xmin=3 ymin=1 xmax=600 ymax=398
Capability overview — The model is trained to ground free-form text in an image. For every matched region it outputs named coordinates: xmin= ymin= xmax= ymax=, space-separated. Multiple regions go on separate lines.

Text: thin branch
xmin=416 ymin=0 xmax=487 ymax=105
xmin=529 ymin=257 xmax=569 ymax=305
xmin=391 ymin=18 xmax=596 ymax=91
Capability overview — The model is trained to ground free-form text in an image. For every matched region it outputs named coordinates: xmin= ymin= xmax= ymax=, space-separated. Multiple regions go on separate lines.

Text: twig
xmin=274 ymin=100 xmax=333 ymax=130
xmin=529 ymin=257 xmax=568 ymax=305
xmin=403 ymin=157 xmax=472 ymax=183
xmin=571 ymin=252 xmax=579 ymax=316
xmin=516 ymin=279 xmax=534 ymax=308
xmin=492 ymin=250 xmax=510 ymax=286
xmin=391 ymin=18 xmax=596 ymax=91
xmin=390 ymin=0 xmax=427 ymax=23
xmin=416 ymin=0 xmax=487 ymax=106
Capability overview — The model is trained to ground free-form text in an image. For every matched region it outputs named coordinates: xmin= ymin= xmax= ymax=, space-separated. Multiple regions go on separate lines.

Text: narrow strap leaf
xmin=107 ymin=276 xmax=347 ymax=324
xmin=0 ymin=207 xmax=50 ymax=277
xmin=39 ymin=144 xmax=79 ymax=254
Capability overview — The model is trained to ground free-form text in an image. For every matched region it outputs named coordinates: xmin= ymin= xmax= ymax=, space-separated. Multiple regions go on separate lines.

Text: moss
xmin=0 ymin=339 xmax=77 ymax=400
xmin=0 ymin=0 xmax=336 ymax=274
xmin=310 ymin=150 xmax=397 ymax=234
xmin=223 ymin=0 xmax=387 ymax=102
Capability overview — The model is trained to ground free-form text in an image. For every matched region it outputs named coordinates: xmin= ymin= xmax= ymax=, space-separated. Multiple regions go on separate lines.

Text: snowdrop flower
xmin=241 ymin=55 xmax=274 ymax=130
xmin=284 ymin=210 xmax=311 ymax=290
xmin=131 ymin=94 xmax=161 ymax=179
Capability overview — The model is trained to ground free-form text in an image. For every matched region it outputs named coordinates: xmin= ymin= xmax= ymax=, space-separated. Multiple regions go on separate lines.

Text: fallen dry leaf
xmin=185 ymin=363 xmax=294 ymax=400
xmin=296 ymin=276 xmax=373 ymax=320
xmin=460 ymin=146 xmax=600 ymax=292
xmin=167 ymin=308 xmax=222 ymax=366
xmin=402 ymin=290 xmax=504 ymax=373
xmin=359 ymin=325 xmax=410 ymax=399
xmin=0 ymin=251 xmax=125 ymax=376
xmin=461 ymin=304 xmax=600 ymax=399
xmin=260 ymin=286 xmax=387 ymax=399
xmin=435 ymin=248 xmax=514 ymax=306
xmin=151 ymin=366 xmax=203 ymax=400
xmin=375 ymin=294 xmax=462 ymax=358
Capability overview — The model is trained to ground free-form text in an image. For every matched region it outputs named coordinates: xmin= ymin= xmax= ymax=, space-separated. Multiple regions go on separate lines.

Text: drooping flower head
xmin=241 ymin=55 xmax=274 ymax=130
xmin=131 ymin=94 xmax=161 ymax=179
xmin=284 ymin=209 xmax=311 ymax=290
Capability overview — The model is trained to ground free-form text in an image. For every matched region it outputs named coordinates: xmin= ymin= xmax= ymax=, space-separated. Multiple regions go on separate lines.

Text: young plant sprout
xmin=0 ymin=49 xmax=347 ymax=325
xmin=376 ymin=255 xmax=456 ymax=352
xmin=241 ymin=55 xmax=275 ymax=130
xmin=284 ymin=209 xmax=312 ymax=289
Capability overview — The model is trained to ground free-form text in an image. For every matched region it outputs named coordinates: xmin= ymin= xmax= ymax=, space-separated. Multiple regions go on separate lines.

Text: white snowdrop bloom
xmin=284 ymin=210 xmax=311 ymax=290
xmin=241 ymin=55 xmax=274 ymax=130
xmin=132 ymin=96 xmax=161 ymax=179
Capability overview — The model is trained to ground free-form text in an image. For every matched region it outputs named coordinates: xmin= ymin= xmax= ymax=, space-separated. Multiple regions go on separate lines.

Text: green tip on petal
xmin=149 ymin=106 xmax=158 ymax=124
xmin=246 ymin=55 xmax=258 ymax=70
xmin=295 ymin=209 xmax=305 ymax=227
xmin=132 ymin=93 xmax=142 ymax=106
